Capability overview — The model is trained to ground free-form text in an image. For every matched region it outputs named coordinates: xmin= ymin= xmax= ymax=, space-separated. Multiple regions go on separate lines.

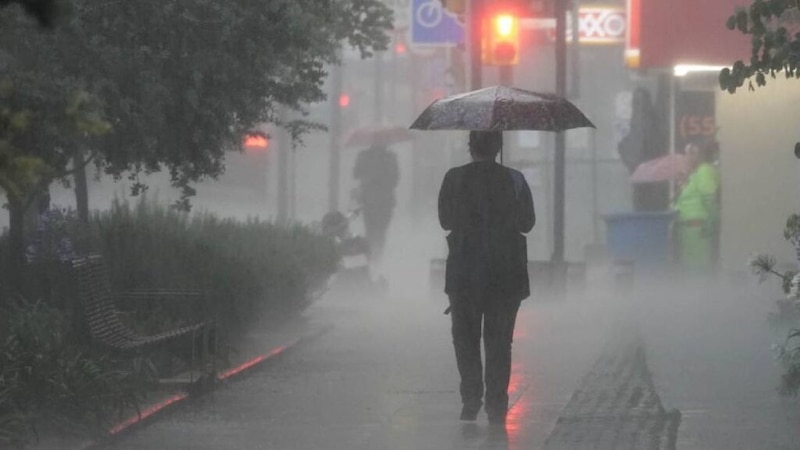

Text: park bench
xmin=71 ymin=254 xmax=215 ymax=368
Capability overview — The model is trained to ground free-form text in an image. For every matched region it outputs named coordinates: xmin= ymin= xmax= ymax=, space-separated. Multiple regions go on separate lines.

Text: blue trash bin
xmin=603 ymin=211 xmax=675 ymax=270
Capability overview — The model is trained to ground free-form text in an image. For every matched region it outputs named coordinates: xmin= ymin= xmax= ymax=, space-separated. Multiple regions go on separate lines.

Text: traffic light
xmin=243 ymin=131 xmax=269 ymax=153
xmin=338 ymin=93 xmax=351 ymax=108
xmin=482 ymin=12 xmax=520 ymax=66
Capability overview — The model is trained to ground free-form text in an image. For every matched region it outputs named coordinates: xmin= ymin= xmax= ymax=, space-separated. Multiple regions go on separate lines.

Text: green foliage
xmin=23 ymin=206 xmax=78 ymax=264
xmin=0 ymin=397 xmax=26 ymax=449
xmin=0 ymin=197 xmax=339 ymax=446
xmin=0 ymin=196 xmax=339 ymax=330
xmin=749 ymin=213 xmax=800 ymax=395
xmin=0 ymin=73 xmax=110 ymax=277
xmin=0 ymin=0 xmax=59 ymax=27
xmin=720 ymin=0 xmax=800 ymax=92
xmin=0 ymin=296 xmax=149 ymax=446
xmin=0 ymin=76 xmax=110 ymax=206
xmin=90 ymin=197 xmax=339 ymax=330
xmin=0 ymin=0 xmax=392 ymax=209
xmin=775 ymin=328 xmax=800 ymax=395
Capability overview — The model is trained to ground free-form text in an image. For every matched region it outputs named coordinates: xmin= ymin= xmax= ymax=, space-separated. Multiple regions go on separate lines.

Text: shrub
xmin=749 ymin=213 xmax=800 ymax=396
xmin=0 ymin=197 xmax=338 ymax=332
xmin=90 ymin=197 xmax=338 ymax=333
xmin=24 ymin=207 xmax=78 ymax=264
xmin=0 ymin=296 xmax=149 ymax=447
xmin=0 ymin=197 xmax=338 ymax=446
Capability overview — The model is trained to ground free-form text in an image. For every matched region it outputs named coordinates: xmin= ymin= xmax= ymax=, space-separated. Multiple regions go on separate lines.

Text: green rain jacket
xmin=674 ymin=162 xmax=720 ymax=226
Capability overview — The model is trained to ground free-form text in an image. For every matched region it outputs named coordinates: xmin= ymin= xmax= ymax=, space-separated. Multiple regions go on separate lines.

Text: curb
xmin=80 ymin=325 xmax=330 ymax=450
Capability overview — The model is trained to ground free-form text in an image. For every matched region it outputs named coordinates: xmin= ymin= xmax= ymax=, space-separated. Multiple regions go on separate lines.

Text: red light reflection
xmin=110 ymin=393 xmax=188 ymax=435
xmin=105 ymin=341 xmax=297 ymax=439
xmin=504 ymin=364 xmax=529 ymax=438
xmin=218 ymin=345 xmax=288 ymax=380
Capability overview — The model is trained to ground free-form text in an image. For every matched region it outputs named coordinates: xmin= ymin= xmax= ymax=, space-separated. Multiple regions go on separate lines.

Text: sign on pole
xmin=674 ymin=90 xmax=716 ymax=152
xmin=533 ymin=8 xmax=627 ymax=45
xmin=411 ymin=0 xmax=465 ymax=46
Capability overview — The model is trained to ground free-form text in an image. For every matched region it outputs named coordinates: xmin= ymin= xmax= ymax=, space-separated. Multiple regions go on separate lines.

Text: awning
xmin=626 ymin=0 xmax=751 ymax=70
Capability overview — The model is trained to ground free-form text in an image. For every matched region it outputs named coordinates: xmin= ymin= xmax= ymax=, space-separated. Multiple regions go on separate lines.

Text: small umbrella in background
xmin=409 ymin=85 xmax=595 ymax=132
xmin=631 ymin=153 xmax=690 ymax=184
xmin=343 ymin=124 xmax=414 ymax=148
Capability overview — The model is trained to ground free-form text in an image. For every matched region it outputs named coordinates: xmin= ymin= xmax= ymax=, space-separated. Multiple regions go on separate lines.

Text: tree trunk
xmin=73 ymin=152 xmax=89 ymax=224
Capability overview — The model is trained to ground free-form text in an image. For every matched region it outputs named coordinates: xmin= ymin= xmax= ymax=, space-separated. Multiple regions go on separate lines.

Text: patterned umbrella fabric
xmin=409 ymin=85 xmax=595 ymax=131
xmin=343 ymin=125 xmax=414 ymax=148
xmin=630 ymin=153 xmax=690 ymax=184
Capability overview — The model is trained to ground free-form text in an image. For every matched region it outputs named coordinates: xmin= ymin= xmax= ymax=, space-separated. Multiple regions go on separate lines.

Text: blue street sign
xmin=411 ymin=0 xmax=465 ymax=46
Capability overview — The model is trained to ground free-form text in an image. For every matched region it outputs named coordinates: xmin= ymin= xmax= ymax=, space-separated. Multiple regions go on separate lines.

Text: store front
xmin=624 ymin=0 xmax=800 ymax=274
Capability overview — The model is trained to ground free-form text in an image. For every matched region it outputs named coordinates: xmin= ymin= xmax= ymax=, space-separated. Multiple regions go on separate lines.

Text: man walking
xmin=353 ymin=144 xmax=399 ymax=263
xmin=437 ymin=131 xmax=535 ymax=425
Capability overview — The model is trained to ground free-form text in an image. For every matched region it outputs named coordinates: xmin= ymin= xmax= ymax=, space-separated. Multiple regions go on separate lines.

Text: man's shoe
xmin=460 ymin=404 xmax=481 ymax=421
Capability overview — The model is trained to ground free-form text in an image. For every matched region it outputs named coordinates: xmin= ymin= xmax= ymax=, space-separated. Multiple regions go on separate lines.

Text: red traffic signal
xmin=482 ymin=13 xmax=520 ymax=66
xmin=243 ymin=131 xmax=269 ymax=152
xmin=338 ymin=93 xmax=351 ymax=108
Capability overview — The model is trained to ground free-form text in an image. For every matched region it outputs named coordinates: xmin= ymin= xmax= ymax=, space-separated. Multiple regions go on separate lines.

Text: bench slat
xmin=71 ymin=255 xmax=214 ymax=352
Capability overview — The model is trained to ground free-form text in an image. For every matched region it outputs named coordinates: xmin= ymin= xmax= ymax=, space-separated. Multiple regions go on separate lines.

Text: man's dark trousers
xmin=450 ymin=293 xmax=520 ymax=419
xmin=362 ymin=205 xmax=391 ymax=261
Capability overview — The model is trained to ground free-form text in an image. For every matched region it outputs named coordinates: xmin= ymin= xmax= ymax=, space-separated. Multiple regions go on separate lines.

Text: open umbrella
xmin=631 ymin=153 xmax=690 ymax=184
xmin=409 ymin=85 xmax=595 ymax=132
xmin=343 ymin=124 xmax=414 ymax=148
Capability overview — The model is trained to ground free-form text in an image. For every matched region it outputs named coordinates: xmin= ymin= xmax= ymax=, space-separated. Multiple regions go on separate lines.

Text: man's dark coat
xmin=438 ymin=161 xmax=535 ymax=303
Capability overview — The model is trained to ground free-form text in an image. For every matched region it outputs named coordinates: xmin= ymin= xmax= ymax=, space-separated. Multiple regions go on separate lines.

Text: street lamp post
xmin=469 ymin=0 xmax=483 ymax=90
xmin=276 ymin=107 xmax=289 ymax=223
xmin=328 ymin=54 xmax=343 ymax=213
xmin=553 ymin=0 xmax=567 ymax=267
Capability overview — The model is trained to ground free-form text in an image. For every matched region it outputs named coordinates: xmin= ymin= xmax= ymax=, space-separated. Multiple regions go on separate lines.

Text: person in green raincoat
xmin=673 ymin=141 xmax=720 ymax=272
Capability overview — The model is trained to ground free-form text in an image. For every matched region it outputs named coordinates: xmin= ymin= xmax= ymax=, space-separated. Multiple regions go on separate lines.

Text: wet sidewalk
xmin=85 ymin=270 xmax=679 ymax=449
xmin=36 ymin=233 xmax=800 ymax=450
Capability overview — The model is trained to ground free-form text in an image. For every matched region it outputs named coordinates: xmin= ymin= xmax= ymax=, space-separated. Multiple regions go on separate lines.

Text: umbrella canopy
xmin=630 ymin=153 xmax=690 ymax=184
xmin=343 ymin=124 xmax=414 ymax=148
xmin=409 ymin=85 xmax=595 ymax=132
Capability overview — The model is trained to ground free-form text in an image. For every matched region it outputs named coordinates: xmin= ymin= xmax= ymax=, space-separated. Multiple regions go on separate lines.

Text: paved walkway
xmin=89 ymin=268 xmax=677 ymax=449
xmin=543 ymin=329 xmax=679 ymax=450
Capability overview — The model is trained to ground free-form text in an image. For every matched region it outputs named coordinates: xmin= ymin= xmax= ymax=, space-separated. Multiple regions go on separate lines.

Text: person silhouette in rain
xmin=673 ymin=140 xmax=720 ymax=273
xmin=438 ymin=131 xmax=535 ymax=424
xmin=353 ymin=144 xmax=399 ymax=263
